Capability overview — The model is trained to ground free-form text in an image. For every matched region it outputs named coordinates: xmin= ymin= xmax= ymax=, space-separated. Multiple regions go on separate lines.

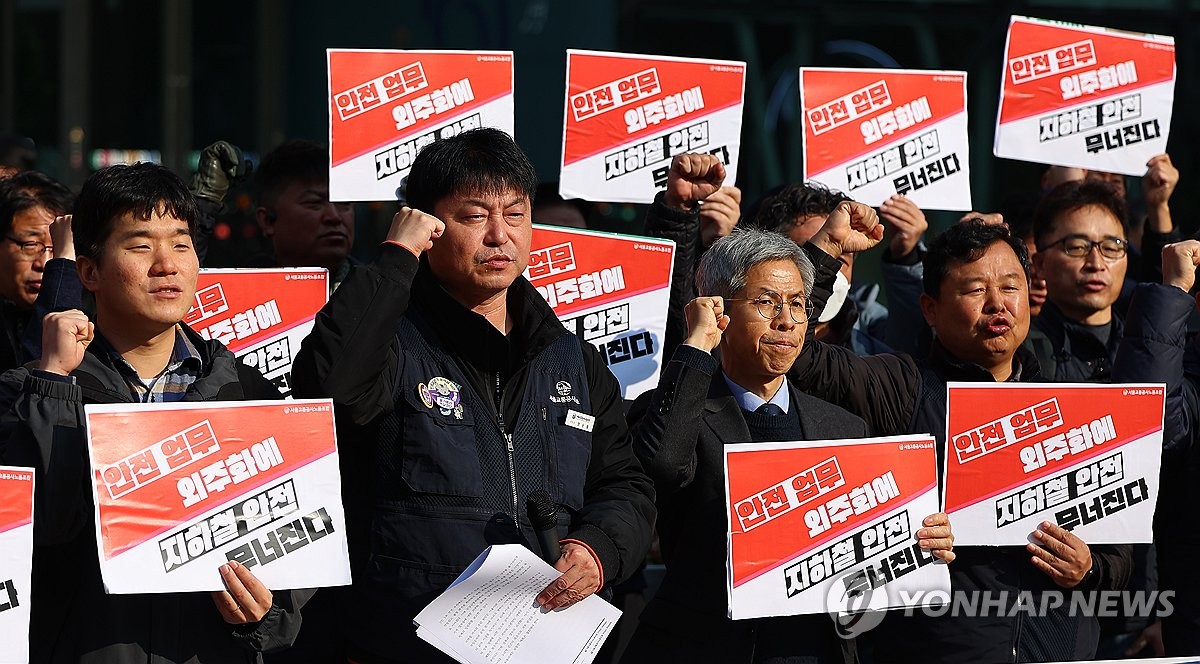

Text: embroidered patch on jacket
xmin=418 ymin=376 xmax=464 ymax=420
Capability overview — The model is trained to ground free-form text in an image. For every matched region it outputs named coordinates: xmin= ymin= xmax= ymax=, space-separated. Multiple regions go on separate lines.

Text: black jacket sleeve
xmin=788 ymin=338 xmax=922 ymax=438
xmin=291 ymin=244 xmax=419 ymax=424
xmin=1137 ymin=226 xmax=1182 ymax=285
xmin=1113 ymin=282 xmax=1197 ymax=461
xmin=0 ymin=368 xmax=91 ymax=545
xmin=628 ymin=343 xmax=717 ymax=493
xmin=1081 ymin=544 xmax=1134 ymax=592
xmin=20 ymin=257 xmax=84 ymax=362
xmin=643 ymin=193 xmax=702 ymax=361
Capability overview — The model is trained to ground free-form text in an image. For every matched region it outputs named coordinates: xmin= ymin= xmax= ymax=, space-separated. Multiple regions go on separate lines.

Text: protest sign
xmin=560 ymin=49 xmax=745 ymax=203
xmin=328 ymin=49 xmax=515 ymax=201
xmin=184 ymin=268 xmax=328 ymax=398
xmin=800 ymin=67 xmax=972 ymax=211
xmin=528 ymin=225 xmax=673 ymax=400
xmin=993 ymin=16 xmax=1175 ymax=176
xmin=85 ymin=400 xmax=351 ymax=594
xmin=0 ymin=467 xmax=33 ymax=664
xmin=944 ymin=383 xmax=1164 ymax=546
xmin=724 ymin=435 xmax=949 ymax=620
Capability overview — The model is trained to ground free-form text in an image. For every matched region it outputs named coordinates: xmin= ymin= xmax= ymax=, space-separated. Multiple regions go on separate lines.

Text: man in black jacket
xmin=291 ymin=128 xmax=655 ymax=663
xmin=0 ymin=171 xmax=73 ymax=372
xmin=1025 ymin=180 xmax=1129 ymax=382
xmin=621 ymin=226 xmax=954 ymax=664
xmin=0 ymin=162 xmax=305 ymax=663
xmin=1113 ymin=240 xmax=1200 ymax=655
xmin=790 ymin=218 xmax=1132 ymax=662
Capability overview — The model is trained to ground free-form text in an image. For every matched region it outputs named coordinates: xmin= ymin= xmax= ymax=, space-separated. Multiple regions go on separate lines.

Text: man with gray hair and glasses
xmin=621 ymin=221 xmax=954 ymax=664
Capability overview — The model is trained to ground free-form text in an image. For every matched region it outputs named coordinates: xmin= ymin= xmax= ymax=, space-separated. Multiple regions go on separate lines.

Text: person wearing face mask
xmin=620 ymin=225 xmax=955 ymax=664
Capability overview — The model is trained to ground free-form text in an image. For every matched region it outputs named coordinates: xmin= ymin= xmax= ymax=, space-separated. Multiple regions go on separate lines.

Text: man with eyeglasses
xmin=1025 ymin=180 xmax=1129 ymax=382
xmin=785 ymin=216 xmax=1133 ymax=662
xmin=622 ymin=225 xmax=954 ymax=663
xmin=0 ymin=171 xmax=73 ymax=372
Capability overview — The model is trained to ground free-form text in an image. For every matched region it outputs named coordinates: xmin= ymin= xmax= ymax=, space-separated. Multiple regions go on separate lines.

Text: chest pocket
xmin=544 ymin=404 xmax=592 ymax=510
xmin=395 ymin=358 xmax=484 ymax=498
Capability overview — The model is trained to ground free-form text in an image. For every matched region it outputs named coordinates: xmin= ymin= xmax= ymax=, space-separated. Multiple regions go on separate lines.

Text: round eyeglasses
xmin=726 ymin=292 xmax=814 ymax=324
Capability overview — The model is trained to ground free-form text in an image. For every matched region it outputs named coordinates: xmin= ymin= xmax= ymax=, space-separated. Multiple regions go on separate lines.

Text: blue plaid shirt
xmin=102 ymin=325 xmax=203 ymax=403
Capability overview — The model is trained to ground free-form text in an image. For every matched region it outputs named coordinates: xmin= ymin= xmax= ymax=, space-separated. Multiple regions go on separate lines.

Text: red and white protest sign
xmin=724 ymin=435 xmax=949 ymax=620
xmin=0 ymin=467 xmax=33 ymax=663
xmin=801 ymin=68 xmax=972 ymax=211
xmin=85 ymin=400 xmax=351 ymax=594
xmin=527 ymin=225 xmax=673 ymax=400
xmin=993 ymin=16 xmax=1175 ymax=176
xmin=560 ymin=50 xmax=745 ymax=204
xmin=944 ymin=383 xmax=1164 ymax=546
xmin=328 ymin=49 xmax=515 ymax=201
xmin=184 ymin=268 xmax=328 ymax=398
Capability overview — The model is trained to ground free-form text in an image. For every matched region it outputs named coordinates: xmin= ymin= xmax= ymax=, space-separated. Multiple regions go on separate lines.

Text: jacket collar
xmin=1031 ymin=300 xmax=1123 ymax=361
xmin=410 ymin=260 xmax=567 ymax=373
xmin=926 ymin=338 xmax=1043 ymax=383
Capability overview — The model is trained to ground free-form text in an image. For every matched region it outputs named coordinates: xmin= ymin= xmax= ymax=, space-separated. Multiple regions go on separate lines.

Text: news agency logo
xmin=826 ymin=572 xmax=887 ymax=639
xmin=823 ymin=583 xmax=1175 ymax=636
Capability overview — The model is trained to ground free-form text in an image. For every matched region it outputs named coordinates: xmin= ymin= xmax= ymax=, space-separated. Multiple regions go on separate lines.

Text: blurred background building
xmin=1 ymin=0 xmax=1194 ymax=269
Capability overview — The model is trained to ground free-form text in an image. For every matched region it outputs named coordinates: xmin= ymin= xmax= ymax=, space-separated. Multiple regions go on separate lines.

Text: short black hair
xmin=744 ymin=182 xmax=851 ymax=234
xmin=923 ymin=219 xmax=1031 ymax=297
xmin=405 ymin=128 xmax=537 ymax=213
xmin=255 ymin=139 xmax=329 ymax=207
xmin=1032 ymin=180 xmax=1128 ymax=249
xmin=72 ymin=162 xmax=199 ymax=263
xmin=0 ymin=171 xmax=73 ymax=236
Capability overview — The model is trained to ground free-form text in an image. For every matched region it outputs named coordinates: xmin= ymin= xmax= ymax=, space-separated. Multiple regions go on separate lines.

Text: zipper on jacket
xmin=496 ymin=372 xmax=519 ymax=525
xmin=1012 ymin=589 xmax=1023 ymax=663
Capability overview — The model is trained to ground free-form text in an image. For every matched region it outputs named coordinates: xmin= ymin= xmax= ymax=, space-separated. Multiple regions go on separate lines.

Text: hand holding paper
xmin=536 ymin=542 xmax=602 ymax=611
xmin=414 ymin=544 xmax=620 ymax=664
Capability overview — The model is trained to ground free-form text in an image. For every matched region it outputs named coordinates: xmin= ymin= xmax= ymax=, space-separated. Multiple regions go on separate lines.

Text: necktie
xmin=755 ymin=403 xmax=785 ymax=417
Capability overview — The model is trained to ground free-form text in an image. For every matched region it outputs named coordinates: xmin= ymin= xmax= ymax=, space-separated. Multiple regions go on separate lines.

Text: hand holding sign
xmin=812 ymin=201 xmax=883 ymax=259
xmin=387 ymin=206 xmax=446 ymax=256
xmin=39 ymin=309 xmax=93 ymax=376
xmin=1027 ymin=521 xmax=1093 ymax=588
xmin=212 ymin=560 xmax=274 ymax=624
xmin=664 ymin=153 xmax=725 ymax=212
xmin=918 ymin=512 xmax=956 ymax=564
xmin=683 ymin=296 xmax=728 ymax=353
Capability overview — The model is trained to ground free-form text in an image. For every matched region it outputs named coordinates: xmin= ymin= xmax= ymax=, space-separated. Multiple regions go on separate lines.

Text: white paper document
xmin=413 ymin=544 xmax=620 ymax=664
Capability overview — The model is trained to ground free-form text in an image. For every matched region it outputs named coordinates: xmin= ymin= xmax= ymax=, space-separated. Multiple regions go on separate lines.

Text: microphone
xmin=525 ymin=490 xmax=561 ymax=565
